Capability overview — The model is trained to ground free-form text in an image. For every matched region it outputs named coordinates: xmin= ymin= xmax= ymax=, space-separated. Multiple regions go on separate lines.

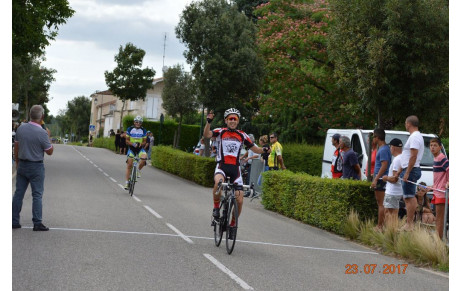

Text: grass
xmin=344 ymin=211 xmax=449 ymax=272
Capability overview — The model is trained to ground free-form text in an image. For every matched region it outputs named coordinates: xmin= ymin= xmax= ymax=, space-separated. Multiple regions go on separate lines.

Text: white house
xmin=90 ymin=77 xmax=165 ymax=137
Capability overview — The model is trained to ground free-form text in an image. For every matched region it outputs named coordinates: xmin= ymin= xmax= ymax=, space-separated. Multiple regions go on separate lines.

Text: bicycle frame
xmin=128 ymin=155 xmax=141 ymax=196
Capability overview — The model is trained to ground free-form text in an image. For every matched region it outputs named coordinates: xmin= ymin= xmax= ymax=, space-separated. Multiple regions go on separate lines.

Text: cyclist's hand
xmin=133 ymin=142 xmax=139 ymax=148
xmin=206 ymin=110 xmax=214 ymax=123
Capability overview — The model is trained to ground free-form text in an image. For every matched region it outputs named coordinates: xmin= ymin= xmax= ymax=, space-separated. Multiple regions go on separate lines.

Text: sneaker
xmin=137 ymin=171 xmax=141 ymax=179
xmin=228 ymin=226 xmax=237 ymax=240
xmin=212 ymin=208 xmax=220 ymax=219
xmin=124 ymin=182 xmax=129 ymax=190
xmin=33 ymin=223 xmax=49 ymax=231
xmin=12 ymin=224 xmax=21 ymax=229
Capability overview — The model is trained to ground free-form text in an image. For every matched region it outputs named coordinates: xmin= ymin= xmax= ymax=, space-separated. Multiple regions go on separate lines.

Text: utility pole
xmin=162 ymin=33 xmax=167 ymax=69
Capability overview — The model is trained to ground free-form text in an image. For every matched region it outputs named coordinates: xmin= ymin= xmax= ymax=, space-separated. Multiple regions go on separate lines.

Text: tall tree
xmin=54 ymin=96 xmax=91 ymax=140
xmin=176 ymin=0 xmax=264 ymax=121
xmin=12 ymin=57 xmax=56 ymax=121
xmin=13 ymin=0 xmax=75 ymax=60
xmin=104 ymin=43 xmax=156 ymax=129
xmin=328 ymin=0 xmax=448 ymax=134
xmin=254 ymin=0 xmax=372 ymax=142
xmin=162 ymin=65 xmax=198 ymax=148
xmin=233 ymin=0 xmax=269 ymax=22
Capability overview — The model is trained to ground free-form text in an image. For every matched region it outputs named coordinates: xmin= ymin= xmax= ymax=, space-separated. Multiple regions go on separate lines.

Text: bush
xmin=123 ymin=115 xmax=200 ymax=152
xmin=282 ymin=143 xmax=323 ymax=176
xmin=92 ymin=137 xmax=116 ymax=151
xmin=151 ymin=146 xmax=215 ymax=187
xmin=261 ymin=170 xmax=376 ymax=234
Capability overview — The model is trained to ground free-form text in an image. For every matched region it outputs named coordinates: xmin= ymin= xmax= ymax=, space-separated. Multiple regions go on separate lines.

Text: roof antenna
xmin=162 ymin=33 xmax=168 ymax=75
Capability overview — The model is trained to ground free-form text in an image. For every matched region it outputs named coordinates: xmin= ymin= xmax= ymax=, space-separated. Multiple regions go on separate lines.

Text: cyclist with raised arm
xmin=124 ymin=116 xmax=148 ymax=190
xmin=204 ymin=108 xmax=268 ymax=239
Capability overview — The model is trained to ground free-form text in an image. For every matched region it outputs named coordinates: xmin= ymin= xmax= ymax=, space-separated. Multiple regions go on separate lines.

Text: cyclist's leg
xmin=138 ymin=149 xmax=147 ymax=170
xmin=213 ymin=173 xmax=225 ymax=206
xmin=230 ymin=167 xmax=244 ymax=219
xmin=126 ymin=148 xmax=135 ymax=181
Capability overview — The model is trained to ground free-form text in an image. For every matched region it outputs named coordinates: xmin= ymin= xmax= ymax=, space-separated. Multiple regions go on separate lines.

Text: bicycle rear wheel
xmin=214 ymin=201 xmax=225 ymax=247
xmin=129 ymin=166 xmax=136 ymax=196
xmin=225 ymin=197 xmax=238 ymax=254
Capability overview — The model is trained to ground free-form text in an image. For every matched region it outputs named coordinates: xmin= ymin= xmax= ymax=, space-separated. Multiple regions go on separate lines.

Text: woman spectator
xmin=115 ymin=129 xmax=121 ymax=153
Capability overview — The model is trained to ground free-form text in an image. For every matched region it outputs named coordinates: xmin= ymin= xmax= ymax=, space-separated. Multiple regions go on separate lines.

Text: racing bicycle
xmin=127 ymin=155 xmax=141 ymax=196
xmin=212 ymin=178 xmax=253 ymax=254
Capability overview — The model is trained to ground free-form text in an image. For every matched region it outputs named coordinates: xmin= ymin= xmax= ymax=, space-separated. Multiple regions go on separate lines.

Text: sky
xmin=43 ymin=0 xmax=194 ymax=116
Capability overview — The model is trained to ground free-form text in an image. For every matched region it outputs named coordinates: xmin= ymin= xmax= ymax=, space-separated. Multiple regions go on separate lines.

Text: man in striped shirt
xmin=430 ymin=138 xmax=449 ymax=238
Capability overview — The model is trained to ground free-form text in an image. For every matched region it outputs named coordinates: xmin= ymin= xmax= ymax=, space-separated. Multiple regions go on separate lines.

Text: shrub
xmin=261 ymin=170 xmax=376 ymax=234
xmin=151 ymin=146 xmax=215 ymax=187
xmin=282 ymin=143 xmax=324 ymax=176
xmin=92 ymin=137 xmax=116 ymax=151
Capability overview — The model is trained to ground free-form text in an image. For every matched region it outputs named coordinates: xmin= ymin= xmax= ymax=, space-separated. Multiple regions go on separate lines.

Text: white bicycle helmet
xmin=134 ymin=115 xmax=143 ymax=123
xmin=224 ymin=108 xmax=241 ymax=119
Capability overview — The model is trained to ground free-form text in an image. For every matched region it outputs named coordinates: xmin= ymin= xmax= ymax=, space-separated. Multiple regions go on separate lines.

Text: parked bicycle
xmin=127 ymin=155 xmax=141 ymax=196
xmin=211 ymin=178 xmax=253 ymax=254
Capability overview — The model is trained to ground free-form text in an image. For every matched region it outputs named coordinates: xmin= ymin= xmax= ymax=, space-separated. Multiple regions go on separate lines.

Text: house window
xmin=109 ymin=104 xmax=116 ymax=114
xmin=146 ymin=95 xmax=159 ymax=119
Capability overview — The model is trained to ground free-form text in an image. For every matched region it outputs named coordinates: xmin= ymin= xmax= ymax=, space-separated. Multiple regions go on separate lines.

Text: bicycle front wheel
xmin=225 ymin=197 xmax=238 ymax=254
xmin=129 ymin=166 xmax=136 ymax=196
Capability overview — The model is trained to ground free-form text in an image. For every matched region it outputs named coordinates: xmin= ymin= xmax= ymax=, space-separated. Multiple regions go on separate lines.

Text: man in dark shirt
xmin=339 ymin=136 xmax=361 ymax=180
xmin=13 ymin=105 xmax=54 ymax=231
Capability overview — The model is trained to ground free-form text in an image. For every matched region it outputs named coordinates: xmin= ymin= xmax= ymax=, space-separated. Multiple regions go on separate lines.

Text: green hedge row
xmin=123 ymin=115 xmax=200 ymax=152
xmin=261 ymin=170 xmax=376 ymax=235
xmin=151 ymin=146 xmax=216 ymax=187
xmin=282 ymin=143 xmax=323 ymax=176
xmin=92 ymin=136 xmax=116 ymax=151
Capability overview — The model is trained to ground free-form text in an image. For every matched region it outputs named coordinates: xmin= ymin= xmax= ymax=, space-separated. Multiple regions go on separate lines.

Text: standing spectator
xmin=257 ymin=135 xmax=270 ymax=186
xmin=198 ymin=137 xmax=205 ymax=156
xmin=382 ymin=138 xmax=404 ymax=228
xmin=210 ymin=136 xmax=218 ymax=158
xmin=241 ymin=134 xmax=260 ymax=196
xmin=144 ymin=131 xmax=151 ymax=160
xmin=12 ymin=105 xmax=54 ymax=231
xmin=109 ymin=129 xmax=115 ymax=137
xmin=365 ymin=135 xmax=378 ymax=177
xmin=331 ymin=133 xmax=343 ymax=179
xmin=371 ymin=128 xmax=392 ymax=231
xmin=268 ymin=132 xmax=286 ymax=170
xmin=148 ymin=131 xmax=154 ymax=160
xmin=119 ymin=130 xmax=127 ymax=155
xmin=339 ymin=136 xmax=361 ymax=180
xmin=115 ymin=129 xmax=121 ymax=153
xmin=399 ymin=115 xmax=424 ymax=232
xmin=430 ymin=138 xmax=449 ymax=238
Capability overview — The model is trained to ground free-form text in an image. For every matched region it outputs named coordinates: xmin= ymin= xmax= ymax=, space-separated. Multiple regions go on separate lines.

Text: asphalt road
xmin=12 ymin=144 xmax=448 ymax=290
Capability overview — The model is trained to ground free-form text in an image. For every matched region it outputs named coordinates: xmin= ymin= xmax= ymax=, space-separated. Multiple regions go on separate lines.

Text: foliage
xmin=328 ymin=0 xmax=448 ymax=134
xmin=54 ymin=96 xmax=91 ymax=140
xmin=12 ymin=0 xmax=75 ymax=59
xmin=122 ymin=115 xmax=200 ymax=152
xmin=254 ymin=0 xmax=373 ymax=143
xmin=176 ymin=0 xmax=265 ymax=120
xmin=162 ymin=64 xmax=198 ymax=148
xmin=105 ymin=43 xmax=156 ymax=129
xmin=151 ymin=146 xmax=216 ymax=187
xmin=261 ymin=170 xmax=376 ymax=234
xmin=12 ymin=57 xmax=56 ymax=121
xmin=233 ymin=0 xmax=269 ymax=22
xmin=92 ymin=136 xmax=116 ymax=151
xmin=282 ymin=143 xmax=323 ymax=176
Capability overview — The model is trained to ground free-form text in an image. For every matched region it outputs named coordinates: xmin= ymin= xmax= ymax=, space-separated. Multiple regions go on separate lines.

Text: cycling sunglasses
xmin=227 ymin=116 xmax=239 ymax=121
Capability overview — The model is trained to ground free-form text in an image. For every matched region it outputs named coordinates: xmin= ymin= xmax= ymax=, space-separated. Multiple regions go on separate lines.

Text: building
xmin=90 ymin=77 xmax=165 ymax=137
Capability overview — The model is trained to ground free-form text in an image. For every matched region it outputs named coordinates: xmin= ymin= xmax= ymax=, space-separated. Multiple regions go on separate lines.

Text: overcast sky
xmin=43 ymin=0 xmax=193 ymax=116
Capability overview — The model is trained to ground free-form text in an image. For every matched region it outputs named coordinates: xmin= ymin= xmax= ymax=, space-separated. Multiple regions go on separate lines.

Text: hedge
xmin=151 ymin=146 xmax=216 ymax=187
xmin=282 ymin=143 xmax=323 ymax=176
xmin=261 ymin=170 xmax=376 ymax=235
xmin=92 ymin=136 xmax=116 ymax=151
xmin=123 ymin=115 xmax=200 ymax=152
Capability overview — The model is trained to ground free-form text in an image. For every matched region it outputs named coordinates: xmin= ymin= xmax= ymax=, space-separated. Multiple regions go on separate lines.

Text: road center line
xmin=132 ymin=195 xmax=141 ymax=202
xmin=103 ymin=172 xmax=109 ymax=177
xmin=166 ymin=223 xmax=194 ymax=244
xmin=144 ymin=205 xmax=162 ymax=218
xmin=203 ymin=253 xmax=254 ymax=290
xmin=109 ymin=177 xmax=117 ymax=183
xmin=98 ymin=168 xmax=103 ymax=172
xmin=93 ymin=164 xmax=98 ymax=167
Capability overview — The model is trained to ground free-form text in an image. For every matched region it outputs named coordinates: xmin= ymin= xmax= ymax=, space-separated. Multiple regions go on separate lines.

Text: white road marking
xmin=89 ymin=161 xmax=93 ymax=164
xmin=22 ymin=226 xmax=182 ymax=238
xmin=204 ymin=253 xmax=254 ymax=290
xmin=132 ymin=195 xmax=141 ymax=202
xmin=166 ymin=223 xmax=194 ymax=244
xmin=109 ymin=177 xmax=117 ymax=183
xmin=93 ymin=164 xmax=98 ymax=167
xmin=98 ymin=168 xmax=103 ymax=172
xmin=103 ymin=172 xmax=109 ymax=177
xmin=118 ymin=184 xmax=126 ymax=189
xmin=144 ymin=205 xmax=162 ymax=219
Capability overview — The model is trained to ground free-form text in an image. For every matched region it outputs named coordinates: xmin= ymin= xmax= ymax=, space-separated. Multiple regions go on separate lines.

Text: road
xmin=12 ymin=144 xmax=448 ymax=290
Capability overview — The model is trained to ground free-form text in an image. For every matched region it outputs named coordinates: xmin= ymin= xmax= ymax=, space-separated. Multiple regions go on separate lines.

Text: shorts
xmin=383 ymin=194 xmax=403 ymax=209
xmin=400 ymin=167 xmax=421 ymax=198
xmin=127 ymin=147 xmax=147 ymax=159
xmin=215 ymin=163 xmax=243 ymax=189
xmin=431 ymin=195 xmax=446 ymax=205
xmin=374 ymin=178 xmax=386 ymax=191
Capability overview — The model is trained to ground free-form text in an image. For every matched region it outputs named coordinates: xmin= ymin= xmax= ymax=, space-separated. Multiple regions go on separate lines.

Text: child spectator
xmin=430 ymin=138 xmax=449 ymax=238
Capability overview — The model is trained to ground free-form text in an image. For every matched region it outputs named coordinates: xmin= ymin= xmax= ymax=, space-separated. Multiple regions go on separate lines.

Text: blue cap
xmin=332 ymin=134 xmax=341 ymax=142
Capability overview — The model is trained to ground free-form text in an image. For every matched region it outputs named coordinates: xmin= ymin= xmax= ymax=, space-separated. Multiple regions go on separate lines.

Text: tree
xmin=176 ymin=0 xmax=264 ymax=121
xmin=328 ymin=0 xmax=448 ymax=134
xmin=162 ymin=65 xmax=198 ymax=148
xmin=13 ymin=0 xmax=75 ymax=60
xmin=55 ymin=96 xmax=91 ymax=141
xmin=104 ymin=43 xmax=156 ymax=129
xmin=254 ymin=0 xmax=373 ymax=142
xmin=12 ymin=56 xmax=56 ymax=121
xmin=233 ymin=0 xmax=269 ymax=22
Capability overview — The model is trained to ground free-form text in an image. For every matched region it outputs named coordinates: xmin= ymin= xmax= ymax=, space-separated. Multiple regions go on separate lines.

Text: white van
xmin=321 ymin=129 xmax=444 ymax=189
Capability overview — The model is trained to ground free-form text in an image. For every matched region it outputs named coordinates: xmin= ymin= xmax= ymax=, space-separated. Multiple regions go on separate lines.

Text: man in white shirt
xmin=399 ymin=115 xmax=424 ymax=231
